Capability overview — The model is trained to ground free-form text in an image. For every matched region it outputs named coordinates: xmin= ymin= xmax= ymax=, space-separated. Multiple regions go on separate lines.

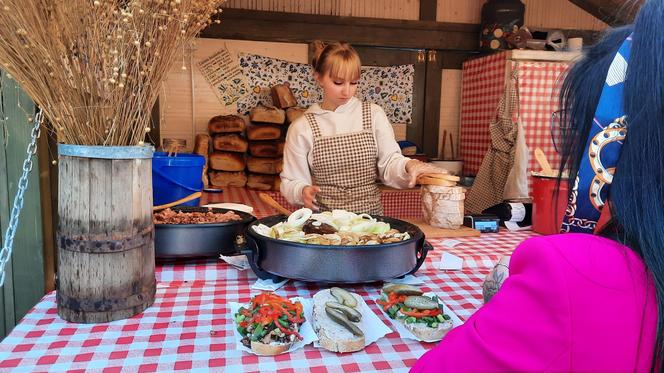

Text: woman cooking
xmin=280 ymin=41 xmax=444 ymax=214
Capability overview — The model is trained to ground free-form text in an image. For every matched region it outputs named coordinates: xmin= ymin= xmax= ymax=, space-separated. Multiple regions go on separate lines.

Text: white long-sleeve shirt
xmin=280 ymin=97 xmax=412 ymax=205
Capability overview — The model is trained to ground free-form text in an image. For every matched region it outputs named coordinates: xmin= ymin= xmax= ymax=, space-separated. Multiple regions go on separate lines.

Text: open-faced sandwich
xmin=234 ymin=292 xmax=305 ymax=355
xmin=377 ymin=284 xmax=453 ymax=342
xmin=313 ymin=287 xmax=365 ymax=353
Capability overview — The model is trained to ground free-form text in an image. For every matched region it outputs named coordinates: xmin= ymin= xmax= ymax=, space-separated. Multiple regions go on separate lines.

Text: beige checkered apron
xmin=306 ymin=102 xmax=383 ymax=215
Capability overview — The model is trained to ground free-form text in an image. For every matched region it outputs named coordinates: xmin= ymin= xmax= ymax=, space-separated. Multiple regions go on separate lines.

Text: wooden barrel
xmin=56 ymin=145 xmax=155 ymax=323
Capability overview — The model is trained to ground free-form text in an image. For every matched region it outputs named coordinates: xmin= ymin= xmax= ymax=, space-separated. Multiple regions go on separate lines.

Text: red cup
xmin=531 ymin=175 xmax=568 ymax=235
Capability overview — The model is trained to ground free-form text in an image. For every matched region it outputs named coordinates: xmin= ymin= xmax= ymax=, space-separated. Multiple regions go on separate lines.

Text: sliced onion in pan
xmin=287 ymin=207 xmax=312 ymax=227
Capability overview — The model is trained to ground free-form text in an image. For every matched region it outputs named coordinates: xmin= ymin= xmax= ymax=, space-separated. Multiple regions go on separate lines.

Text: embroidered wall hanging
xmin=197 ymin=47 xmax=249 ymax=106
xmin=236 ymin=53 xmax=414 ymax=124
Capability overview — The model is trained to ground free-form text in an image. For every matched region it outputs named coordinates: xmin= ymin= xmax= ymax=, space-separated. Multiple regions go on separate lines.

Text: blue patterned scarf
xmin=561 ymin=35 xmax=632 ymax=233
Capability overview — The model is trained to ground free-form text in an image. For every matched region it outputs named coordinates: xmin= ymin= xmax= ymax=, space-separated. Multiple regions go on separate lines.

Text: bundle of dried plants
xmin=0 ymin=0 xmax=225 ymax=146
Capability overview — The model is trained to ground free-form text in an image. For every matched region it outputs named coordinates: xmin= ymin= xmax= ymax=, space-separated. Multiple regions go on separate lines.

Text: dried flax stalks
xmin=0 ymin=0 xmax=226 ymax=146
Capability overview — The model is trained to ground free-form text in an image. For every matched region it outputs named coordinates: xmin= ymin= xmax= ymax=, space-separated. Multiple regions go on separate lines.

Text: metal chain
xmin=0 ymin=109 xmax=43 ymax=286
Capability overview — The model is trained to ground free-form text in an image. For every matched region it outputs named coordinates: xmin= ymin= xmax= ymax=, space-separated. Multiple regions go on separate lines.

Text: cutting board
xmin=404 ymin=218 xmax=481 ymax=238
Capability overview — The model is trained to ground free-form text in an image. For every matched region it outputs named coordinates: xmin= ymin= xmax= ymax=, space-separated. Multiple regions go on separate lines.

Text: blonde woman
xmin=280 ymin=41 xmax=442 ymax=214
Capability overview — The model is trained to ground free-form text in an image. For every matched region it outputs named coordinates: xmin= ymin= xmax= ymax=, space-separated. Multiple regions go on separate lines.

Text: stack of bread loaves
xmin=205 ymin=84 xmax=308 ymax=191
xmin=243 ymin=84 xmax=304 ymax=191
xmin=208 ymin=115 xmax=249 ymax=187
xmin=246 ymin=104 xmax=285 ymax=191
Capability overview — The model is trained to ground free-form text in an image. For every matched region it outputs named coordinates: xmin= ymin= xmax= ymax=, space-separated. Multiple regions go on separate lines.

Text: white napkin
xmin=252 ymin=277 xmax=289 ymax=291
xmin=229 ymin=297 xmax=317 ymax=355
xmin=219 ymin=254 xmax=250 ymax=270
xmin=387 ymin=274 xmax=425 ymax=286
xmin=375 ymin=292 xmax=464 ymax=343
xmin=313 ymin=292 xmax=392 ymax=349
xmin=438 ymin=252 xmax=463 ymax=270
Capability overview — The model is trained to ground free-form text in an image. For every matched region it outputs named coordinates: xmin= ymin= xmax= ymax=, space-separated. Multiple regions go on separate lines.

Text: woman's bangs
xmin=328 ymin=53 xmax=361 ymax=82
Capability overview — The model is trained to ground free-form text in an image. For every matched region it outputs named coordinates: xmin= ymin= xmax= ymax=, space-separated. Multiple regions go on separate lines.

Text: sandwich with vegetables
xmin=234 ymin=292 xmax=305 ymax=355
xmin=312 ymin=287 xmax=365 ymax=353
xmin=377 ymin=284 xmax=453 ymax=342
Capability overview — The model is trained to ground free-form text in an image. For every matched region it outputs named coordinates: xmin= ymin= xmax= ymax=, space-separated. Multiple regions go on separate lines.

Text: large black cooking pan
xmin=239 ymin=214 xmax=431 ymax=283
xmin=154 ymin=206 xmax=255 ymax=259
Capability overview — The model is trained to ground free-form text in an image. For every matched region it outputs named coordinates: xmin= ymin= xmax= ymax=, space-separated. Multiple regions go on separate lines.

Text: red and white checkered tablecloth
xmin=0 ymin=231 xmax=537 ymax=372
xmin=426 ymin=230 xmax=539 ymax=269
xmin=0 ymin=268 xmax=489 ymax=373
xmin=203 ymin=187 xmax=423 ymax=219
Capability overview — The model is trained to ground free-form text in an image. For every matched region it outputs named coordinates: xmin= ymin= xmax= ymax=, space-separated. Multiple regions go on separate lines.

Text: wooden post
xmin=56 ymin=146 xmax=155 ymax=323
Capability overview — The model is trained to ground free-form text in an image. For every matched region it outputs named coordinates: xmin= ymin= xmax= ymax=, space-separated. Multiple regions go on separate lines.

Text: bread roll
xmin=208 ymin=115 xmax=246 ymax=134
xmin=208 ymin=171 xmax=247 ymax=188
xmin=247 ymin=156 xmax=283 ymax=175
xmin=270 ymin=84 xmax=298 ymax=109
xmin=248 ymin=140 xmax=285 ymax=158
xmin=246 ymin=173 xmax=281 ymax=191
xmin=209 ymin=152 xmax=245 ymax=172
xmin=403 ymin=317 xmax=453 ymax=342
xmin=212 ymin=134 xmax=248 ymax=153
xmin=193 ymin=134 xmax=210 ymax=155
xmin=247 ymin=123 xmax=282 ymax=141
xmin=249 ymin=104 xmax=286 ymax=124
xmin=313 ymin=289 xmax=365 ymax=353
xmin=286 ymin=107 xmax=307 ymax=124
xmin=250 ymin=340 xmax=292 ymax=356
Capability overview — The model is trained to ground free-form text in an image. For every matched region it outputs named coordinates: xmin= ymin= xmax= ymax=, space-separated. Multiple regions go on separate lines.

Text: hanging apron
xmin=305 ymin=102 xmax=383 ymax=215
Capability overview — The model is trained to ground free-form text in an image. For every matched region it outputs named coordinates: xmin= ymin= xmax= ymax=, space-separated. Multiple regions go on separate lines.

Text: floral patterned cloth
xmin=237 ymin=53 xmax=414 ymax=124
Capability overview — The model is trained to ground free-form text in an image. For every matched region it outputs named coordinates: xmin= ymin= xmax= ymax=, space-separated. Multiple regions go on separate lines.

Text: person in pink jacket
xmin=413 ymin=1 xmax=664 ymax=372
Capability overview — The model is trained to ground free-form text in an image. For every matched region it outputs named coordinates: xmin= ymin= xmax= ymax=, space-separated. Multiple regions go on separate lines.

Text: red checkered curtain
xmin=516 ymin=61 xmax=568 ymax=195
xmin=460 ymin=52 xmax=573 ymax=197
xmin=460 ymin=53 xmax=508 ymax=176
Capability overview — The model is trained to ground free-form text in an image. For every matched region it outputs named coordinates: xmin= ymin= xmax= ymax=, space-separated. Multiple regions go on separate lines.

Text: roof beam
xmin=569 ymin=0 xmax=643 ymax=26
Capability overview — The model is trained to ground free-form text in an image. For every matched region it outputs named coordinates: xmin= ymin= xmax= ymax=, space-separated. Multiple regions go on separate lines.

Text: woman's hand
xmin=405 ymin=160 xmax=448 ymax=188
xmin=302 ymin=185 xmax=321 ymax=210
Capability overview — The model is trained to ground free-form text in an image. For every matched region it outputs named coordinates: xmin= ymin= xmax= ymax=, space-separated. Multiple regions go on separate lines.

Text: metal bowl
xmin=154 ymin=206 xmax=255 ymax=259
xmin=241 ymin=214 xmax=430 ymax=283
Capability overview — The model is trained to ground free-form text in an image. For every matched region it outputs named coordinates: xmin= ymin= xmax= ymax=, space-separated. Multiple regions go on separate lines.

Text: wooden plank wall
xmin=223 ymin=0 xmax=607 ymax=30
xmin=223 ymin=0 xmax=420 ymax=20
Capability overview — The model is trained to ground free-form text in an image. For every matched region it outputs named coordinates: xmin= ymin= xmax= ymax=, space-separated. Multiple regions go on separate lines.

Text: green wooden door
xmin=0 ymin=71 xmax=45 ymax=338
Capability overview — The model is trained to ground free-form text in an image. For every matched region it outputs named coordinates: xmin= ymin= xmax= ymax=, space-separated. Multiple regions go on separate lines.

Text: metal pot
xmin=241 ymin=214 xmax=431 ymax=283
xmin=154 ymin=206 xmax=255 ymax=259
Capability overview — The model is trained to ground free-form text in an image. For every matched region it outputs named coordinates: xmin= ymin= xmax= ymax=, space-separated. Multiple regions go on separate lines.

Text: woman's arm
xmin=280 ymin=119 xmax=314 ymax=205
xmin=371 ymin=105 xmax=412 ymax=188
xmin=412 ymin=237 xmax=571 ymax=372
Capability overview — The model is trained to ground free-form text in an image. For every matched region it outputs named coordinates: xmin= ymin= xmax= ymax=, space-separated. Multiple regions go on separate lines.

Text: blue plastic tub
xmin=152 ymin=152 xmax=205 ymax=207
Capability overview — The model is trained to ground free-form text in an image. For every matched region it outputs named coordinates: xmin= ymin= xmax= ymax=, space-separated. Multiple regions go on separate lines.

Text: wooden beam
xmin=419 ymin=0 xmax=437 ymax=21
xmin=569 ymin=0 xmax=642 ymax=26
xmin=205 ymin=9 xmax=479 ymax=51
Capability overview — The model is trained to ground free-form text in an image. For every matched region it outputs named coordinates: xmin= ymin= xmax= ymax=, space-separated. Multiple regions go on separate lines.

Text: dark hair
xmin=558 ymin=1 xmax=664 ymax=370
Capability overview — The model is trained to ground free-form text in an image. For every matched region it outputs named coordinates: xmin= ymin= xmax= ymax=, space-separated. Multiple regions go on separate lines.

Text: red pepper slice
xmin=400 ymin=307 xmax=441 ymax=318
xmin=275 ymin=319 xmax=303 ymax=340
